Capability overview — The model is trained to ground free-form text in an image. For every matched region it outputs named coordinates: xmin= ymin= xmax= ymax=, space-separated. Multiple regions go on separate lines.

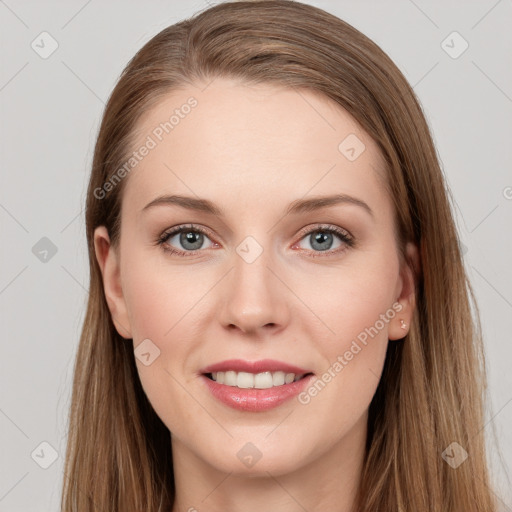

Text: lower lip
xmin=200 ymin=374 xmax=315 ymax=412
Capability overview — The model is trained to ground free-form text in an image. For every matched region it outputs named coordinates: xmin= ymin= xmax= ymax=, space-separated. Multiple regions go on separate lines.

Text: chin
xmin=203 ymin=439 xmax=311 ymax=477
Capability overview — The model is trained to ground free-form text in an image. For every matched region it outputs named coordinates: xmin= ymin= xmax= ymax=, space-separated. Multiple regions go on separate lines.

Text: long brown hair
xmin=61 ymin=1 xmax=499 ymax=510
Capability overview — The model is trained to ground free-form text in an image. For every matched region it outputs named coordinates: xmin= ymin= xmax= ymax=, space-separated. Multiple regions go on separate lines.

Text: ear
xmin=93 ymin=226 xmax=132 ymax=339
xmin=388 ymin=241 xmax=420 ymax=341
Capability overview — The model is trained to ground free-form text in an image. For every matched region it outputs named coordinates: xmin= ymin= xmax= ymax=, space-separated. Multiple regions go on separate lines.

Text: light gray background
xmin=1 ymin=0 xmax=511 ymax=510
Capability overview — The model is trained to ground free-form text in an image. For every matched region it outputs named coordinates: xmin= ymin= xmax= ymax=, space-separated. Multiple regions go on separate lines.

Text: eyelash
xmin=155 ymin=223 xmax=355 ymax=258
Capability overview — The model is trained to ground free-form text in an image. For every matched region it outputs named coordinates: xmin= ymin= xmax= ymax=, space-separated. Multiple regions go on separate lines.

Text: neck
xmin=170 ymin=412 xmax=367 ymax=512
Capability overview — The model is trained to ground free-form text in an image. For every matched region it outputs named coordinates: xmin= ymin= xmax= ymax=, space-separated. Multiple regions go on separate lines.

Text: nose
xmin=217 ymin=240 xmax=290 ymax=336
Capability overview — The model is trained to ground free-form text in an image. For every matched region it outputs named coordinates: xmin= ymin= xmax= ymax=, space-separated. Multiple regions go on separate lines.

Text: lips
xmin=198 ymin=359 xmax=315 ymax=411
xmin=200 ymin=373 xmax=316 ymax=412
xmin=199 ymin=358 xmax=312 ymax=375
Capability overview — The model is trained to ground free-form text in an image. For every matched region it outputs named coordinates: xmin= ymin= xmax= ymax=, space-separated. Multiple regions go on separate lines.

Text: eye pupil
xmin=311 ymin=231 xmax=333 ymax=251
xmin=180 ymin=231 xmax=204 ymax=250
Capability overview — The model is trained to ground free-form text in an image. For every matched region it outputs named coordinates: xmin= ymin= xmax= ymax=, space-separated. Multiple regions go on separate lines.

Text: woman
xmin=61 ymin=1 xmax=499 ymax=510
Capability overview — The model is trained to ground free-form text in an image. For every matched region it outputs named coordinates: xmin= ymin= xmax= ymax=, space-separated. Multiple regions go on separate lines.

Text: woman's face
xmin=94 ymin=77 xmax=417 ymax=477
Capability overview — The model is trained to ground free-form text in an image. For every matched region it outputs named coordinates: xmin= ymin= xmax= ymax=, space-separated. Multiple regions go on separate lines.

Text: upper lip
xmin=200 ymin=359 xmax=313 ymax=375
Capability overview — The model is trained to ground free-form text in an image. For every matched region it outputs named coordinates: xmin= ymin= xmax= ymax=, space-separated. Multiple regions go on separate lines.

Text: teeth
xmin=210 ymin=370 xmax=306 ymax=388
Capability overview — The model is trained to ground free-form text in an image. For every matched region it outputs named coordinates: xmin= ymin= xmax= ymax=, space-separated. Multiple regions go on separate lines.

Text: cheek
xmin=119 ymin=249 xmax=210 ymax=427
xmin=294 ymin=279 xmax=393 ymax=441
xmin=126 ymin=288 xmax=172 ymax=344
xmin=294 ymin=251 xmax=398 ymax=407
xmin=297 ymin=249 xmax=399 ymax=350
xmin=122 ymin=268 xmax=196 ymax=434
xmin=120 ymin=245 xmax=189 ymax=340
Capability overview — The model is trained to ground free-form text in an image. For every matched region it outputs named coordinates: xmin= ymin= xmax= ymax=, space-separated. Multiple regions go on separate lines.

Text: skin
xmin=94 ymin=77 xmax=418 ymax=512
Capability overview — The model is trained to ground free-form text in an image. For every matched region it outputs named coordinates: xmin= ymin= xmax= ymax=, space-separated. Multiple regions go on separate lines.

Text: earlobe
xmin=93 ymin=226 xmax=132 ymax=339
xmin=389 ymin=241 xmax=420 ymax=341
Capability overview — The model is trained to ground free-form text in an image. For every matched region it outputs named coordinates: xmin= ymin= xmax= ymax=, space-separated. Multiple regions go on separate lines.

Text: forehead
xmin=122 ymin=77 xmax=389 ymax=219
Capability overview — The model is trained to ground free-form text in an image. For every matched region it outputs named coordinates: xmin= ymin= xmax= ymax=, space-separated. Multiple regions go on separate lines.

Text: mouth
xmin=203 ymin=370 xmax=315 ymax=389
xmin=200 ymin=370 xmax=316 ymax=412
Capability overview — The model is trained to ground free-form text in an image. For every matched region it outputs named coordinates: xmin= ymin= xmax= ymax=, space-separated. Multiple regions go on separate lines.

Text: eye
xmin=156 ymin=223 xmax=354 ymax=258
xmin=156 ymin=224 xmax=217 ymax=255
xmin=292 ymin=224 xmax=354 ymax=257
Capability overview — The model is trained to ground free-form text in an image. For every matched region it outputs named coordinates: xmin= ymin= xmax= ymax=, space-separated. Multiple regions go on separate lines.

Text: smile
xmin=200 ymin=373 xmax=315 ymax=412
xmin=206 ymin=370 xmax=310 ymax=389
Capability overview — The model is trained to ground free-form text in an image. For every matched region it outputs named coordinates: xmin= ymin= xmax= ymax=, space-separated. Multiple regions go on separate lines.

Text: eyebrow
xmin=141 ymin=193 xmax=374 ymax=218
